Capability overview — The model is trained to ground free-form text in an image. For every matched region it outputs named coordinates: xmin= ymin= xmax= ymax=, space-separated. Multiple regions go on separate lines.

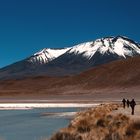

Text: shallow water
xmin=0 ymin=108 xmax=83 ymax=140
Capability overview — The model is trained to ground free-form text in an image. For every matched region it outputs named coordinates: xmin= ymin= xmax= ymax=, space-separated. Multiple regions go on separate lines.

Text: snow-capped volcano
xmin=28 ymin=36 xmax=140 ymax=65
xmin=0 ymin=36 xmax=140 ymax=79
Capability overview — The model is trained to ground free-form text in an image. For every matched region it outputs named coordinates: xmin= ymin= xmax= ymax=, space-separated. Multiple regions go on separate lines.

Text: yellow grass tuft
xmin=50 ymin=103 xmax=140 ymax=140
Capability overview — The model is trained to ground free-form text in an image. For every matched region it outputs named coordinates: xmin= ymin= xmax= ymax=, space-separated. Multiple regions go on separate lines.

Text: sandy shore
xmin=113 ymin=104 xmax=140 ymax=121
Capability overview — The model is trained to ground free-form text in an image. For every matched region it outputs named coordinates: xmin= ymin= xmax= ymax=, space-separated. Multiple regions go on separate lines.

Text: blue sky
xmin=0 ymin=0 xmax=140 ymax=68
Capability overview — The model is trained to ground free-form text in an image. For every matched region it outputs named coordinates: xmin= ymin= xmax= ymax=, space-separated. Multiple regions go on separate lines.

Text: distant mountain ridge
xmin=0 ymin=36 xmax=140 ymax=79
xmin=28 ymin=36 xmax=140 ymax=64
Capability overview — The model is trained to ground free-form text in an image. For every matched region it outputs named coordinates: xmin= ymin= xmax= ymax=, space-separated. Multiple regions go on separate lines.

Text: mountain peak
xmin=29 ymin=47 xmax=70 ymax=64
xmin=0 ymin=36 xmax=140 ymax=79
xmin=69 ymin=36 xmax=140 ymax=59
xmin=28 ymin=36 xmax=140 ymax=64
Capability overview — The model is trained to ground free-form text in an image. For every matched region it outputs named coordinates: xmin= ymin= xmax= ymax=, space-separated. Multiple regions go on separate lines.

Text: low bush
xmin=50 ymin=104 xmax=140 ymax=140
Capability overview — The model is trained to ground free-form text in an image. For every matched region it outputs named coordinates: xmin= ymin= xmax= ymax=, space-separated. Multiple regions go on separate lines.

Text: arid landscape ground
xmin=0 ymin=56 xmax=139 ymax=102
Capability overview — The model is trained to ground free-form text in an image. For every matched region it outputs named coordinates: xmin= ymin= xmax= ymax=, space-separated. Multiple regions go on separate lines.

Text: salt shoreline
xmin=0 ymin=103 xmax=99 ymax=110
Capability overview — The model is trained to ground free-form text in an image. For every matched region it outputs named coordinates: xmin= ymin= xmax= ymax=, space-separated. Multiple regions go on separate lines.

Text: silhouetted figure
xmin=126 ymin=99 xmax=130 ymax=108
xmin=130 ymin=99 xmax=136 ymax=115
xmin=122 ymin=98 xmax=126 ymax=108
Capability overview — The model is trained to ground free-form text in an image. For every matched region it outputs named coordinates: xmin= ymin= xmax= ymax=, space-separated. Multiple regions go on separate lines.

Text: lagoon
xmin=0 ymin=107 xmax=84 ymax=140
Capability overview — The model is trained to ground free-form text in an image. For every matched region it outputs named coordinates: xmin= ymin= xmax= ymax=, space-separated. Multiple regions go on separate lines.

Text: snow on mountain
xmin=68 ymin=36 xmax=140 ymax=59
xmin=29 ymin=48 xmax=70 ymax=64
xmin=28 ymin=36 xmax=140 ymax=65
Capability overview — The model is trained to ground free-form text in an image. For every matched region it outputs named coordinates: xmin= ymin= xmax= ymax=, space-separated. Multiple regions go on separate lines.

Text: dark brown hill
xmin=0 ymin=56 xmax=139 ymax=99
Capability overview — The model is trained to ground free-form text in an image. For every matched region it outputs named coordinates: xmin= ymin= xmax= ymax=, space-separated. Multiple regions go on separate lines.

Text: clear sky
xmin=0 ymin=0 xmax=140 ymax=68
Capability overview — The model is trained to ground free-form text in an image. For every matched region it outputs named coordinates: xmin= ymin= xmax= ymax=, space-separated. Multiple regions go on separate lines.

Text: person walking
xmin=122 ymin=98 xmax=126 ymax=108
xmin=126 ymin=99 xmax=130 ymax=108
xmin=130 ymin=99 xmax=136 ymax=115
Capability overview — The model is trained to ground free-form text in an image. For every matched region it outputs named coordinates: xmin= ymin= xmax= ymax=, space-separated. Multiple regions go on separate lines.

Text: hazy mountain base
xmin=50 ymin=104 xmax=140 ymax=140
xmin=0 ymin=57 xmax=139 ymax=101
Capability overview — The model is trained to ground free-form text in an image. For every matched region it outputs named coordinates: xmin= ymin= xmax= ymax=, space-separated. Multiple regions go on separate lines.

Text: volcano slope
xmin=0 ymin=36 xmax=140 ymax=79
xmin=0 ymin=56 xmax=139 ymax=101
